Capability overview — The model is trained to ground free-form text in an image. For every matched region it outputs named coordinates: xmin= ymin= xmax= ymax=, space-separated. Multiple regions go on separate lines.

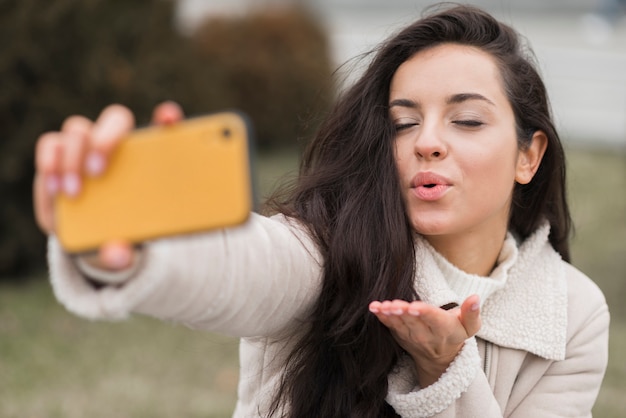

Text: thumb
xmin=459 ymin=294 xmax=482 ymax=337
xmin=98 ymin=240 xmax=135 ymax=271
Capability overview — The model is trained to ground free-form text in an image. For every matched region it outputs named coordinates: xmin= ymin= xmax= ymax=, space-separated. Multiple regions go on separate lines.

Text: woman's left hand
xmin=369 ymin=295 xmax=481 ymax=388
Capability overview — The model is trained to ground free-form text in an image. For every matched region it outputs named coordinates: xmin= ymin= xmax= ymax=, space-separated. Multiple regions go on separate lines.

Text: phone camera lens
xmin=222 ymin=128 xmax=231 ymax=139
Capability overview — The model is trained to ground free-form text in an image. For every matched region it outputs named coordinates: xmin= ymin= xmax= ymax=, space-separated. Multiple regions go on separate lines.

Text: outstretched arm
xmin=37 ymin=102 xmax=324 ymax=339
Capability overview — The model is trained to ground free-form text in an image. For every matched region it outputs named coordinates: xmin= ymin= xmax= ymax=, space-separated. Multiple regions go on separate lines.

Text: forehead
xmin=390 ymin=43 xmax=506 ymax=101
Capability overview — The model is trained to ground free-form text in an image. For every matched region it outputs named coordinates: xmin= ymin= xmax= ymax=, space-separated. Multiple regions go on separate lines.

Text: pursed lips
xmin=410 ymin=172 xmax=452 ymax=201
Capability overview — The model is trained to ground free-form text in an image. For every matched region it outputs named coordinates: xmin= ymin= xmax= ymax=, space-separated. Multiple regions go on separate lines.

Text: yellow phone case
xmin=55 ymin=111 xmax=255 ymax=253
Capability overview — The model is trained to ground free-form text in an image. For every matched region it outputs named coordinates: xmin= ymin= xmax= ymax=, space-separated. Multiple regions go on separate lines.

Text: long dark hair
xmin=266 ymin=4 xmax=571 ymax=417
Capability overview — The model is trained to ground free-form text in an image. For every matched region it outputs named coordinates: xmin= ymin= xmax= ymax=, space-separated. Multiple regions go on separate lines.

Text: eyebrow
xmin=389 ymin=93 xmax=495 ymax=109
xmin=446 ymin=93 xmax=495 ymax=106
xmin=389 ymin=98 xmax=419 ymax=109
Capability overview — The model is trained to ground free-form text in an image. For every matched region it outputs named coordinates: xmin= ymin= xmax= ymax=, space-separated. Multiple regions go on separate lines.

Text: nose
xmin=414 ymin=123 xmax=447 ymax=160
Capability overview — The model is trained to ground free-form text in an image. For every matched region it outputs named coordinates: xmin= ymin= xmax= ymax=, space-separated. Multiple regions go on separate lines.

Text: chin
xmin=410 ymin=219 xmax=451 ymax=237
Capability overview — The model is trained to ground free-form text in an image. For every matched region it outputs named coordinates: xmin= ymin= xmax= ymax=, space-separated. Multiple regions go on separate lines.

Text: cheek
xmin=464 ymin=148 xmax=518 ymax=197
xmin=393 ymin=141 xmax=411 ymax=178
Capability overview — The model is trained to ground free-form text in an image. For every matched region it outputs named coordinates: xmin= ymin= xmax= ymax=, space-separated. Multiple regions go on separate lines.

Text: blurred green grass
xmin=1 ymin=147 xmax=624 ymax=417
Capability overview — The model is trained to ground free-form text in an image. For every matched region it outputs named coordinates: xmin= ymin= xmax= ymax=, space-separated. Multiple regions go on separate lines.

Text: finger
xmin=34 ymin=133 xmax=63 ymax=232
xmin=151 ymin=101 xmax=184 ymax=125
xmin=91 ymin=104 xmax=135 ymax=156
xmin=33 ymin=173 xmax=55 ymax=233
xmin=459 ymin=295 xmax=481 ymax=336
xmin=394 ymin=301 xmax=433 ymax=335
xmin=368 ymin=301 xmax=382 ymax=314
xmin=386 ymin=299 xmax=411 ymax=315
xmin=98 ymin=241 xmax=135 ymax=271
xmin=35 ymin=132 xmax=63 ymax=192
xmin=61 ymin=114 xmax=93 ymax=134
xmin=407 ymin=300 xmax=423 ymax=317
xmin=61 ymin=130 xmax=87 ymax=196
xmin=370 ymin=301 xmax=407 ymax=329
xmin=407 ymin=302 xmax=458 ymax=334
xmin=79 ymin=105 xmax=134 ymax=179
xmin=61 ymin=115 xmax=105 ymax=177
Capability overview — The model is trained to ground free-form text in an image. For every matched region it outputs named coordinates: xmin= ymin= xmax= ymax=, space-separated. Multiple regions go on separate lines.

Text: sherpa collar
xmin=413 ymin=222 xmax=568 ymax=361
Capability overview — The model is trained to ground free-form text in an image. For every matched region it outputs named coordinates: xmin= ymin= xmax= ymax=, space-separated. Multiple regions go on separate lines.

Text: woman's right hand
xmin=33 ymin=101 xmax=184 ymax=271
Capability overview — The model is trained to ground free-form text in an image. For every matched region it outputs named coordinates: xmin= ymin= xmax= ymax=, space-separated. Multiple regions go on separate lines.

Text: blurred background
xmin=0 ymin=0 xmax=624 ymax=416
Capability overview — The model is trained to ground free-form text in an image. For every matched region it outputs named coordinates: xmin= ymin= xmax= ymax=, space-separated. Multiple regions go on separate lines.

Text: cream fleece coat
xmin=47 ymin=213 xmax=609 ymax=417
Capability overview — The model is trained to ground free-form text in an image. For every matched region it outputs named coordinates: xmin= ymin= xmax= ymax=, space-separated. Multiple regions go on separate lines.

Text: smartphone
xmin=55 ymin=111 xmax=255 ymax=253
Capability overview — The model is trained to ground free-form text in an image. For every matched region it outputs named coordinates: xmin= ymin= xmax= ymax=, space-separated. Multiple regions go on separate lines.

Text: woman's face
xmin=390 ymin=43 xmax=527 ymax=243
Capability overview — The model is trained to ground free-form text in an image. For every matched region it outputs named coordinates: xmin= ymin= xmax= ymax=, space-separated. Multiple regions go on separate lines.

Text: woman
xmin=34 ymin=4 xmax=609 ymax=417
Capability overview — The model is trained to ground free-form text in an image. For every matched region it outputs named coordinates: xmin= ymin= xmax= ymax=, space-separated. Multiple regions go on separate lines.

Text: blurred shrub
xmin=0 ymin=1 xmax=333 ymax=278
xmin=187 ymin=6 xmax=334 ymax=149
xmin=0 ymin=0 xmax=189 ymax=279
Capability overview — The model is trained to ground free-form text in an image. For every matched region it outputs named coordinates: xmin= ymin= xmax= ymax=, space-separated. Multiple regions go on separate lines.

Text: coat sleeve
xmin=386 ymin=337 xmax=504 ymax=418
xmin=47 ymin=213 xmax=324 ymax=338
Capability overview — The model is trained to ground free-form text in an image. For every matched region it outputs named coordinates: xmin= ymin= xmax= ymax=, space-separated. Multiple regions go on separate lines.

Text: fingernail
xmin=408 ymin=308 xmax=420 ymax=317
xmin=46 ymin=175 xmax=60 ymax=195
xmin=392 ymin=308 xmax=403 ymax=315
xmin=369 ymin=306 xmax=379 ymax=314
xmin=85 ymin=152 xmax=105 ymax=176
xmin=63 ymin=173 xmax=81 ymax=197
xmin=471 ymin=303 xmax=480 ymax=312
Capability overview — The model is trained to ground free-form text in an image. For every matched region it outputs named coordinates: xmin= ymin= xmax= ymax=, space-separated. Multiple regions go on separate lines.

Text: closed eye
xmin=453 ymin=120 xmax=484 ymax=128
xmin=395 ymin=122 xmax=418 ymax=132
